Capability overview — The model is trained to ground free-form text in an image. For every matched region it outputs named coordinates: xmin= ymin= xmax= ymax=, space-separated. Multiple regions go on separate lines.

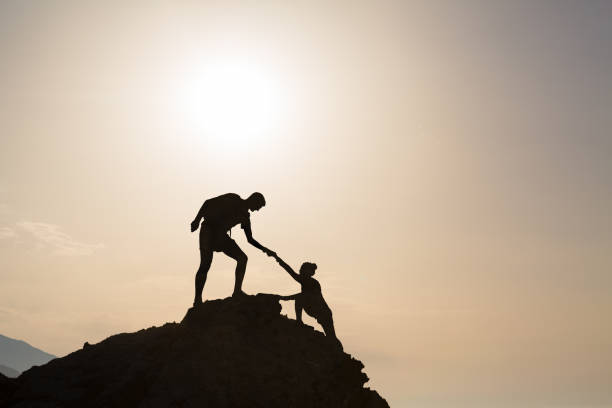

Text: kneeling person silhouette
xmin=273 ymin=255 xmax=342 ymax=349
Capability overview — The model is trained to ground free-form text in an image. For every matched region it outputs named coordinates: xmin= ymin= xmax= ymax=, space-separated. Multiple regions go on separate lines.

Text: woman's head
xmin=299 ymin=262 xmax=317 ymax=277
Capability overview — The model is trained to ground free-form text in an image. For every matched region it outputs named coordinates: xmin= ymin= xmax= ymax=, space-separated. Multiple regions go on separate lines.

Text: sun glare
xmin=178 ymin=60 xmax=285 ymax=147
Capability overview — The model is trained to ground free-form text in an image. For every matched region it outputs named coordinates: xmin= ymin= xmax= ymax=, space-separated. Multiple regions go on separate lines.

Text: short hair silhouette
xmin=247 ymin=192 xmax=266 ymax=208
xmin=299 ymin=262 xmax=317 ymax=276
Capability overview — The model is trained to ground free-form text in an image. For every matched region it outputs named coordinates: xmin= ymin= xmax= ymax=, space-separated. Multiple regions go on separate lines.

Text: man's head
xmin=246 ymin=192 xmax=266 ymax=211
xmin=299 ymin=262 xmax=317 ymax=277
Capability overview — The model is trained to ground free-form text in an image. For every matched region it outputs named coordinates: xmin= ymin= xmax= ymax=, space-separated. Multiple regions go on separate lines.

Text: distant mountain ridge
xmin=1 ymin=294 xmax=389 ymax=407
xmin=0 ymin=334 xmax=55 ymax=373
xmin=0 ymin=367 xmax=18 ymax=379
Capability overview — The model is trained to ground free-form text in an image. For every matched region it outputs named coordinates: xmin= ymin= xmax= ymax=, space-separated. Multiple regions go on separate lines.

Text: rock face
xmin=1 ymin=294 xmax=389 ymax=408
xmin=0 ymin=374 xmax=16 ymax=407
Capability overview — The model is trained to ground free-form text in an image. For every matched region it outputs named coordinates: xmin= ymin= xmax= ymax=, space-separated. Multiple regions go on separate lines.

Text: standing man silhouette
xmin=190 ymin=192 xmax=275 ymax=305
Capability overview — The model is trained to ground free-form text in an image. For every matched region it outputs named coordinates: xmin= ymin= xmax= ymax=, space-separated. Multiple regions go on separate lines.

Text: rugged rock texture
xmin=0 ymin=374 xmax=16 ymax=407
xmin=1 ymin=294 xmax=389 ymax=408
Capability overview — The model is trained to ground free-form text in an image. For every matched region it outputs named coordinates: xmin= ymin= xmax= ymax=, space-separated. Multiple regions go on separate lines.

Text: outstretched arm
xmin=242 ymin=221 xmax=275 ymax=257
xmin=279 ymin=293 xmax=300 ymax=301
xmin=273 ymin=254 xmax=302 ymax=283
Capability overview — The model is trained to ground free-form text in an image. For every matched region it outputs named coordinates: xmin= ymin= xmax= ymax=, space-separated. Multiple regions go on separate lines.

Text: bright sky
xmin=1 ymin=1 xmax=611 ymax=407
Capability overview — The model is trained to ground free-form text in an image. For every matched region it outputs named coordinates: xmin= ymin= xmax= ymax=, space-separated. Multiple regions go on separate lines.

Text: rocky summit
xmin=1 ymin=294 xmax=389 ymax=407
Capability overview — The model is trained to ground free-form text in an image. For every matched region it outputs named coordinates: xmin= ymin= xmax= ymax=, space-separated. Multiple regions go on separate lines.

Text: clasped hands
xmin=262 ymin=247 xmax=276 ymax=258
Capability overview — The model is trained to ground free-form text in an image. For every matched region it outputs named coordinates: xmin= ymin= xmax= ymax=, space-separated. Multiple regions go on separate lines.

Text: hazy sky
xmin=1 ymin=1 xmax=611 ymax=407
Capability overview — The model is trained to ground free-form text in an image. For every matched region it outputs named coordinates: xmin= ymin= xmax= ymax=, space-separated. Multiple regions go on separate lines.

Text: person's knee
xmin=236 ymin=252 xmax=248 ymax=265
xmin=200 ymin=248 xmax=213 ymax=260
xmin=199 ymin=256 xmax=212 ymax=269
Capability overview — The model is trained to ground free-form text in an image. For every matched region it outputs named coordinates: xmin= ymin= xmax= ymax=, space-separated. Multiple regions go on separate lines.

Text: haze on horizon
xmin=1 ymin=1 xmax=611 ymax=407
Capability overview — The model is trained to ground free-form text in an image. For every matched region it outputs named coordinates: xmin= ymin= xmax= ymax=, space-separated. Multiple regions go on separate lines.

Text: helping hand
xmin=263 ymin=248 xmax=276 ymax=258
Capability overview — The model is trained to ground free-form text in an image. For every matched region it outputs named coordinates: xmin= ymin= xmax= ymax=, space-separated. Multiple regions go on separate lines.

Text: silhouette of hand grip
xmin=263 ymin=248 xmax=276 ymax=257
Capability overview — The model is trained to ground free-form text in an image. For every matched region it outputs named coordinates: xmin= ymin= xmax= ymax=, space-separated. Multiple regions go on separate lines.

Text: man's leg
xmin=221 ymin=239 xmax=248 ymax=296
xmin=194 ymin=230 xmax=214 ymax=306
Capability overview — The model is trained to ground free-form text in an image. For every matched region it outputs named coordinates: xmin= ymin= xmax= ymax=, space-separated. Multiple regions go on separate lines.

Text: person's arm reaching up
xmin=273 ymin=254 xmax=302 ymax=283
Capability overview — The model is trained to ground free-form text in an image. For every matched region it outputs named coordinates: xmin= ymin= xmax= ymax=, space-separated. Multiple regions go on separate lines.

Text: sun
xmin=178 ymin=59 xmax=285 ymax=147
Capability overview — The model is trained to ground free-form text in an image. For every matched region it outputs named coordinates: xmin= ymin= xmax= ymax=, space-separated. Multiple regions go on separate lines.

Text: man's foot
xmin=193 ymin=298 xmax=203 ymax=307
xmin=232 ymin=290 xmax=248 ymax=297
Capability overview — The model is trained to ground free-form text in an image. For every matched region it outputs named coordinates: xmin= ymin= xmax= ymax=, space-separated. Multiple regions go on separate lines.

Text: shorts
xmin=199 ymin=224 xmax=235 ymax=252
